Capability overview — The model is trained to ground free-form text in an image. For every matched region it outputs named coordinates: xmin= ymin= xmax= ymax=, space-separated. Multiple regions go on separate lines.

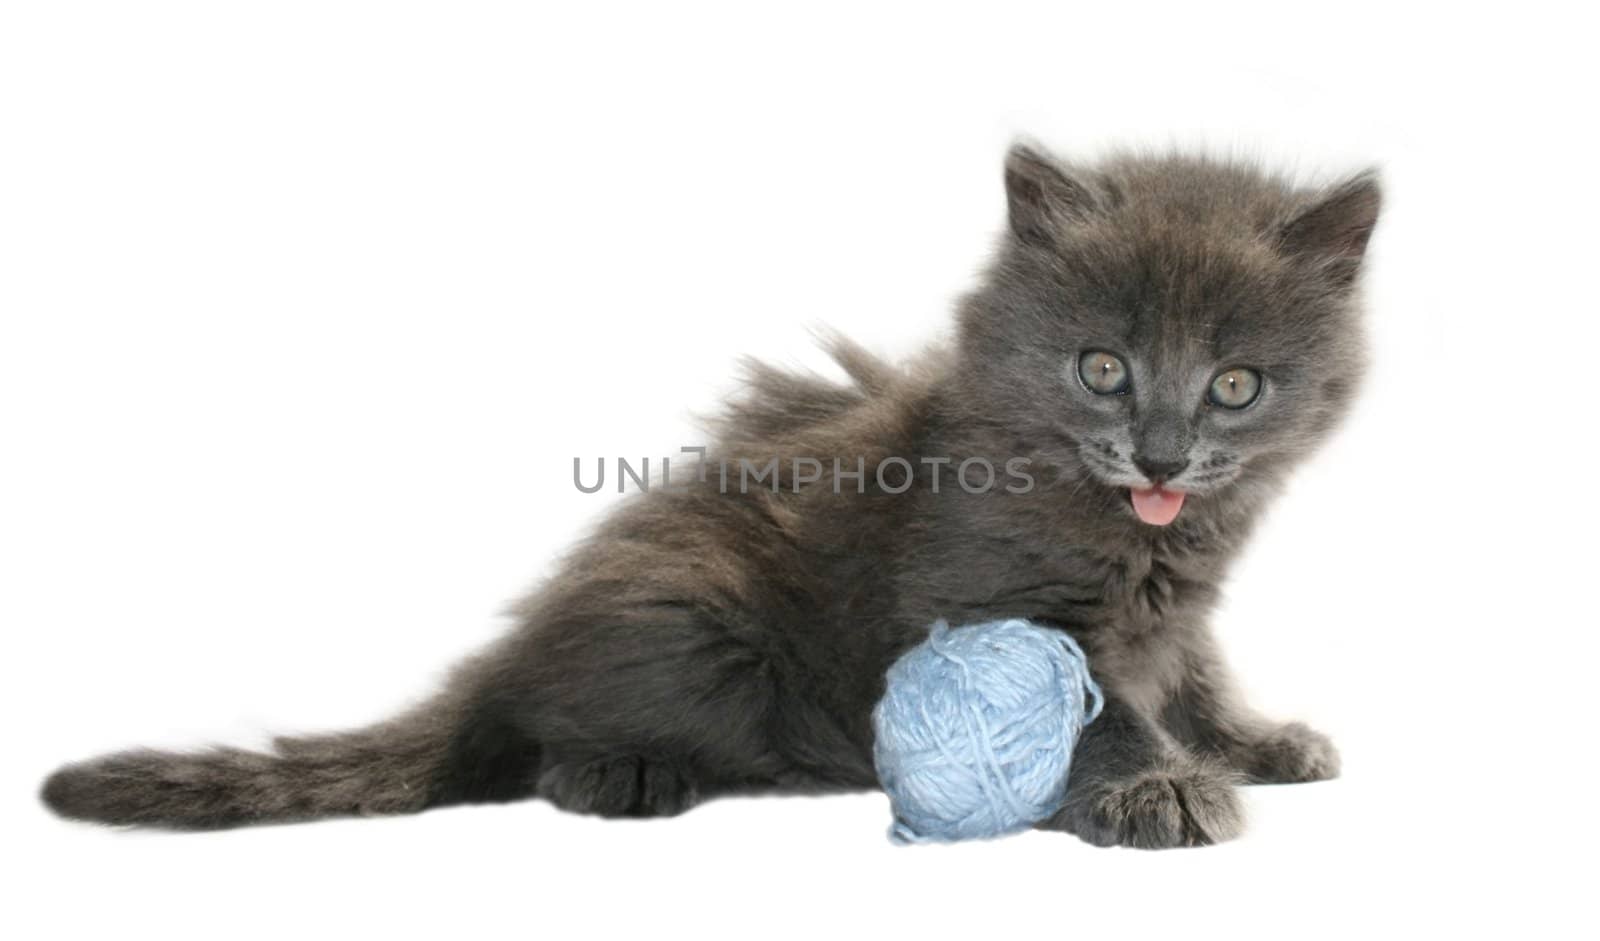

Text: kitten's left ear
xmin=1004 ymin=143 xmax=1099 ymax=248
xmin=1279 ymin=171 xmax=1383 ymax=284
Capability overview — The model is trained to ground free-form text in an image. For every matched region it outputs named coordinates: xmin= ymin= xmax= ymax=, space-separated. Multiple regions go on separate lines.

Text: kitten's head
xmin=958 ymin=144 xmax=1380 ymax=527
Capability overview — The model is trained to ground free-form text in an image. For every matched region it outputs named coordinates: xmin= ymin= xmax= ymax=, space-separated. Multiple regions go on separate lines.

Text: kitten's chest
xmin=1071 ymin=542 xmax=1219 ymax=710
xmin=1100 ymin=543 xmax=1218 ymax=634
xmin=914 ymin=533 xmax=1219 ymax=639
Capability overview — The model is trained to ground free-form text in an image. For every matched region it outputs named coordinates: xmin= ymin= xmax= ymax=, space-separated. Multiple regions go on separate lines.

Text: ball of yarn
xmin=872 ymin=618 xmax=1103 ymax=843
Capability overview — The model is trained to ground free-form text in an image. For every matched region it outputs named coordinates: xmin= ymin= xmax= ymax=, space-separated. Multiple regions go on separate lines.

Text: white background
xmin=3 ymin=2 xmax=1595 ymax=938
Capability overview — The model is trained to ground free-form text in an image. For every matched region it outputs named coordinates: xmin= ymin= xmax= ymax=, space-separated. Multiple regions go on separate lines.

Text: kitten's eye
xmin=1077 ymin=351 xmax=1130 ymax=395
xmin=1208 ymin=368 xmax=1262 ymax=409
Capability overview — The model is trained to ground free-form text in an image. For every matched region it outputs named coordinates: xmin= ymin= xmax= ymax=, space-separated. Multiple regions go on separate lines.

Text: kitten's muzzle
xmin=1132 ymin=454 xmax=1189 ymax=484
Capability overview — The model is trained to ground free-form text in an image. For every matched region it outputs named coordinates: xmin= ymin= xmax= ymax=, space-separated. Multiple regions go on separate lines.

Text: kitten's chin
xmin=1129 ymin=486 xmax=1186 ymax=526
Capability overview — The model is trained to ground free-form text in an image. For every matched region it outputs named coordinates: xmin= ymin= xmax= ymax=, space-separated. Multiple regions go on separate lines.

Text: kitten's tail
xmin=40 ymin=680 xmax=538 ymax=829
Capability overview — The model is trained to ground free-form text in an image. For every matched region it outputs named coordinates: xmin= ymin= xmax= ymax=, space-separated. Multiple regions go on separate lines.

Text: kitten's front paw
xmin=1054 ymin=764 xmax=1244 ymax=849
xmin=1240 ymin=722 xmax=1340 ymax=784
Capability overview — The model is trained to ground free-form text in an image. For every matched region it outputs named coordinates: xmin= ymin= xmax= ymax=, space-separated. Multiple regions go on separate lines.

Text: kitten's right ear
xmin=1004 ymin=143 xmax=1098 ymax=247
xmin=1279 ymin=171 xmax=1382 ymax=284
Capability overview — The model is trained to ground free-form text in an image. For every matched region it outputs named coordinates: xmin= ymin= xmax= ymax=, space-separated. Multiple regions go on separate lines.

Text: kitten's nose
xmin=1133 ymin=454 xmax=1189 ymax=483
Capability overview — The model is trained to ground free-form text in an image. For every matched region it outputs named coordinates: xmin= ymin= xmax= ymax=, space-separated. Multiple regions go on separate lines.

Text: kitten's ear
xmin=1004 ymin=143 xmax=1098 ymax=247
xmin=1279 ymin=171 xmax=1382 ymax=283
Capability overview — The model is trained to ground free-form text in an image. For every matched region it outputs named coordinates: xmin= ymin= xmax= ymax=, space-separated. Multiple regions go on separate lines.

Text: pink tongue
xmin=1130 ymin=487 xmax=1186 ymax=526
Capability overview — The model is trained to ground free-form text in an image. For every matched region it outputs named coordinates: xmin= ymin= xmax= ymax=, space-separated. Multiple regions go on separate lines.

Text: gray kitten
xmin=42 ymin=143 xmax=1379 ymax=848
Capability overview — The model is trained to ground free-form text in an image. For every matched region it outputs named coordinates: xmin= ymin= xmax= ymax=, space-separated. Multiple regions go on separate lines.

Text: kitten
xmin=42 ymin=143 xmax=1379 ymax=848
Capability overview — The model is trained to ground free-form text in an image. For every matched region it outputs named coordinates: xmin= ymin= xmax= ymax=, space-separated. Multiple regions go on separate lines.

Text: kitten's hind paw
xmin=1048 ymin=762 xmax=1244 ymax=849
xmin=537 ymin=753 xmax=700 ymax=818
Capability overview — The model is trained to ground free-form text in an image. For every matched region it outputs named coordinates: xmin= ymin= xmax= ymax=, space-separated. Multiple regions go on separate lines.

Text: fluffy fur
xmin=42 ymin=144 xmax=1380 ymax=848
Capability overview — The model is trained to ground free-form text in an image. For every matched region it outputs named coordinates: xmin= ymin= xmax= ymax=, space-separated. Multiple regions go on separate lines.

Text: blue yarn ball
xmin=872 ymin=619 xmax=1103 ymax=843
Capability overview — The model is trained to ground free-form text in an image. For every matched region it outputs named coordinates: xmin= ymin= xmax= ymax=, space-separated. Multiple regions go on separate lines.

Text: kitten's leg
xmin=1037 ymin=692 xmax=1243 ymax=849
xmin=1163 ymin=642 xmax=1340 ymax=784
xmin=535 ymin=749 xmax=702 ymax=818
xmin=496 ymin=485 xmax=885 ymax=819
xmin=514 ymin=602 xmax=780 ymax=818
xmin=512 ymin=584 xmax=870 ymax=818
